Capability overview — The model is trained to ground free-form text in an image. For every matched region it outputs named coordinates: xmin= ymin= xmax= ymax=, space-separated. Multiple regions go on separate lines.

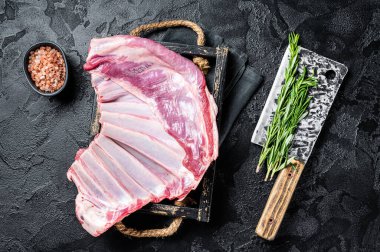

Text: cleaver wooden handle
xmin=255 ymin=160 xmax=305 ymax=240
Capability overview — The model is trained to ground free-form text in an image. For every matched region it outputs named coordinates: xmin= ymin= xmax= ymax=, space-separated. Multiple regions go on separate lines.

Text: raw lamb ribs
xmin=67 ymin=35 xmax=218 ymax=236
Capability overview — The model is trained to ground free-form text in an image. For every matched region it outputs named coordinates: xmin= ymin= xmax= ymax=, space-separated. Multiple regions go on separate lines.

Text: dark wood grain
xmin=159 ymin=42 xmax=217 ymax=57
xmin=256 ymin=160 xmax=305 ymax=240
xmin=139 ymin=203 xmax=200 ymax=219
xmin=198 ymin=46 xmax=228 ymax=222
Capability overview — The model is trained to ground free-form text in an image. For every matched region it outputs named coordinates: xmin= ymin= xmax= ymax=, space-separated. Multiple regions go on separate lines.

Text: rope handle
xmin=115 ymin=217 xmax=183 ymax=238
xmin=130 ymin=20 xmax=210 ymax=74
xmin=115 ymin=200 xmax=189 ymax=238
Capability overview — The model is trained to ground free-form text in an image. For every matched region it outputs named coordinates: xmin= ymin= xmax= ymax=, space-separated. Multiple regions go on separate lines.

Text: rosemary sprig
xmin=257 ymin=32 xmax=318 ymax=181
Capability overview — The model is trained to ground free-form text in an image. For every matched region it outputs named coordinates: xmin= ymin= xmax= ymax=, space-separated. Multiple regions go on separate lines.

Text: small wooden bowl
xmin=23 ymin=42 xmax=69 ymax=96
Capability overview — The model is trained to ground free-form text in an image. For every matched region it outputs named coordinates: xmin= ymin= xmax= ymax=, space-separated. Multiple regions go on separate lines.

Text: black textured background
xmin=0 ymin=0 xmax=379 ymax=251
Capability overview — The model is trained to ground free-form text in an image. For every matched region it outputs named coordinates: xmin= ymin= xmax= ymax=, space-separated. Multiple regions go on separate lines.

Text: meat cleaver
xmin=251 ymin=46 xmax=348 ymax=240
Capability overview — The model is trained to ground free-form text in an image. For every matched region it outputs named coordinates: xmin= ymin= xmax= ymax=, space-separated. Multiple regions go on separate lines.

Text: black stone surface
xmin=0 ymin=0 xmax=379 ymax=251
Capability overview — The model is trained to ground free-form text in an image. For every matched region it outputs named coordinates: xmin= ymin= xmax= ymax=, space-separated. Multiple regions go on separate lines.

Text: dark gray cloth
xmin=152 ymin=28 xmax=263 ymax=144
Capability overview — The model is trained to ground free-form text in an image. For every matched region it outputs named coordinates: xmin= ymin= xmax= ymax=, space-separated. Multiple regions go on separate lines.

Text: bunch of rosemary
xmin=257 ymin=32 xmax=318 ymax=181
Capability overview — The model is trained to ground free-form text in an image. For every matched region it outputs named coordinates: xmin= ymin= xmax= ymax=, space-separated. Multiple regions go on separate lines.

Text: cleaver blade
xmin=251 ymin=46 xmax=348 ymax=165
